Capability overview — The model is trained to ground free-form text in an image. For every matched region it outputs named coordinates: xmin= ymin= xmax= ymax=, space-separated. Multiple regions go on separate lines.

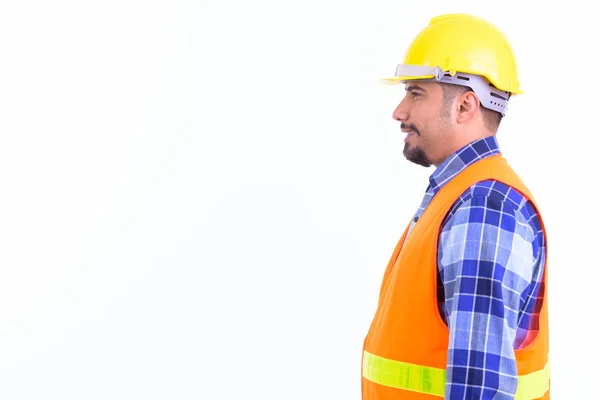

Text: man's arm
xmin=438 ymin=188 xmax=542 ymax=399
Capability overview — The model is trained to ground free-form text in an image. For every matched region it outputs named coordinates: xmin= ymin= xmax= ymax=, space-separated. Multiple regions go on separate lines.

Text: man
xmin=361 ymin=14 xmax=550 ymax=400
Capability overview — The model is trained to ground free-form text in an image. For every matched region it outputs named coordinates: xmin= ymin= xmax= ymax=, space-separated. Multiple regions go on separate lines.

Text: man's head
xmin=392 ymin=81 xmax=503 ymax=167
xmin=381 ymin=13 xmax=522 ymax=167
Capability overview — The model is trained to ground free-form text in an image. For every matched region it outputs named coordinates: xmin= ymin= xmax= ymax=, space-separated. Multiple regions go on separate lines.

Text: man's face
xmin=392 ymin=81 xmax=451 ymax=167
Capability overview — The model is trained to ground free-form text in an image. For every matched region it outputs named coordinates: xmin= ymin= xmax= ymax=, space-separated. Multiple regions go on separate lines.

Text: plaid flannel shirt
xmin=405 ymin=136 xmax=546 ymax=399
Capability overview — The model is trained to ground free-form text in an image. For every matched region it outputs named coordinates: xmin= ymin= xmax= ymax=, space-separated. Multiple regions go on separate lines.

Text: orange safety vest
xmin=362 ymin=154 xmax=550 ymax=399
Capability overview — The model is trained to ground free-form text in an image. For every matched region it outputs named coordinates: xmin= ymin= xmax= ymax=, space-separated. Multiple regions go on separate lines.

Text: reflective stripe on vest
xmin=362 ymin=350 xmax=550 ymax=399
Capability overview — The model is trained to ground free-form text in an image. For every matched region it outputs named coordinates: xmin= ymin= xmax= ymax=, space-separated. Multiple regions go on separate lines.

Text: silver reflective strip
xmin=395 ymin=64 xmax=445 ymax=81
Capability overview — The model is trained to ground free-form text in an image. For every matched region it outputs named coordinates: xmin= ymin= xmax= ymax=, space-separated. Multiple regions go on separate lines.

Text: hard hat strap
xmin=395 ymin=64 xmax=511 ymax=116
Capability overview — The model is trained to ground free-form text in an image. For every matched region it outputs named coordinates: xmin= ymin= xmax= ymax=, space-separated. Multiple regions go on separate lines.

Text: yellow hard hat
xmin=382 ymin=14 xmax=523 ymax=98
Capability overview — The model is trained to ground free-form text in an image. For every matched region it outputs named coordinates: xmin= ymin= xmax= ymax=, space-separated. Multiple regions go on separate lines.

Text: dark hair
xmin=440 ymin=83 xmax=503 ymax=132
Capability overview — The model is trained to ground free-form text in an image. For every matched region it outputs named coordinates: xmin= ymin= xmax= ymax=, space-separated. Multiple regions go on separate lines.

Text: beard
xmin=401 ymin=122 xmax=432 ymax=167
xmin=403 ymin=143 xmax=432 ymax=167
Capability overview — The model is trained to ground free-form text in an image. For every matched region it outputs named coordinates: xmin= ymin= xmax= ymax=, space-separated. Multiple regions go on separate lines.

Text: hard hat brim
xmin=378 ymin=75 xmax=436 ymax=85
xmin=378 ymin=71 xmax=524 ymax=95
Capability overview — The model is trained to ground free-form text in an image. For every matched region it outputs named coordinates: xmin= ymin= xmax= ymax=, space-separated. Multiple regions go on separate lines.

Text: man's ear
xmin=456 ymin=91 xmax=480 ymax=124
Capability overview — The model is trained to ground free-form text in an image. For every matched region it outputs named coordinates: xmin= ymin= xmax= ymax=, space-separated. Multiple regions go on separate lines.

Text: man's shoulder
xmin=466 ymin=179 xmax=529 ymax=209
xmin=447 ymin=179 xmax=543 ymax=234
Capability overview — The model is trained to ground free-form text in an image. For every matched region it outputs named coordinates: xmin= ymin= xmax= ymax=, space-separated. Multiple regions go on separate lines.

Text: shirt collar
xmin=427 ymin=136 xmax=501 ymax=194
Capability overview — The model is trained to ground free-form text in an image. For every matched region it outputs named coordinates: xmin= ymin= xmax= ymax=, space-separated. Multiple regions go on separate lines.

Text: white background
xmin=0 ymin=0 xmax=596 ymax=398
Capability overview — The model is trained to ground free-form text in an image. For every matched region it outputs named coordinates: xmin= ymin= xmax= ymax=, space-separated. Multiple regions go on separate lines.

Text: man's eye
xmin=411 ymin=92 xmax=421 ymax=98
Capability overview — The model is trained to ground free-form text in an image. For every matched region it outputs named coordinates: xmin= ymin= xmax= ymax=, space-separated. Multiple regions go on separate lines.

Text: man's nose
xmin=392 ymin=99 xmax=409 ymax=122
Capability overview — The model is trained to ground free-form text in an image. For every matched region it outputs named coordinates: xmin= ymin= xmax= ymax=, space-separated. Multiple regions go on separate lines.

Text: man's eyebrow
xmin=405 ymin=85 xmax=426 ymax=92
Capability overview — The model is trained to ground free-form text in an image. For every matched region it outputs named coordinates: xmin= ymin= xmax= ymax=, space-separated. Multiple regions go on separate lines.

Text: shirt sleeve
xmin=438 ymin=191 xmax=539 ymax=399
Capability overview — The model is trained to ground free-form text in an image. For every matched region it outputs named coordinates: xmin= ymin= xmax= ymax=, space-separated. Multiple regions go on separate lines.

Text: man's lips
xmin=401 ymin=128 xmax=417 ymax=142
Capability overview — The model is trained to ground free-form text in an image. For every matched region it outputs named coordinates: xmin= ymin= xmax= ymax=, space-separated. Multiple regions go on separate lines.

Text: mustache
xmin=401 ymin=123 xmax=420 ymax=136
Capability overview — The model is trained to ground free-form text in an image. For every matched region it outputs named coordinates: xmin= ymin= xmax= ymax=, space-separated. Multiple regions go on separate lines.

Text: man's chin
xmin=403 ymin=145 xmax=432 ymax=168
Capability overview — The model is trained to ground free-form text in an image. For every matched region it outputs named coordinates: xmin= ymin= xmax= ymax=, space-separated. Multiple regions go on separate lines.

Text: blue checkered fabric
xmin=406 ymin=136 xmax=546 ymax=399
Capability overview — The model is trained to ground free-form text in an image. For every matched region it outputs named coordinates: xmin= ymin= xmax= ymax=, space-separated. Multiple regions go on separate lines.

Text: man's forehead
xmin=404 ymin=81 xmax=431 ymax=91
xmin=404 ymin=81 xmax=436 ymax=91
